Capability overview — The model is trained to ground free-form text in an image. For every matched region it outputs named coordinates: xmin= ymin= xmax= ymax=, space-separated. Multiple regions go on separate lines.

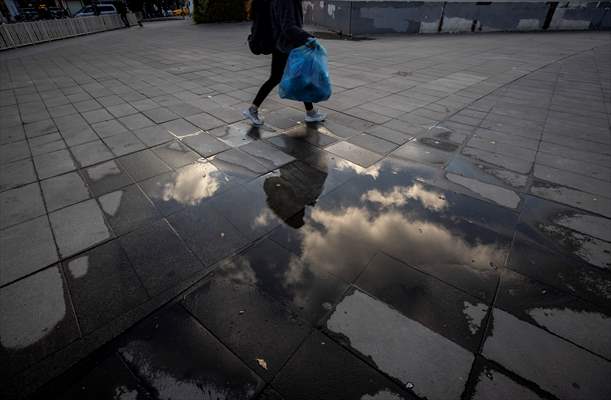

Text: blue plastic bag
xmin=279 ymin=38 xmax=332 ymax=103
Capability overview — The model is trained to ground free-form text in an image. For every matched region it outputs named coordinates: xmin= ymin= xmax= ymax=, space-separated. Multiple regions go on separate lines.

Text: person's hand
xmin=306 ymin=38 xmax=317 ymax=49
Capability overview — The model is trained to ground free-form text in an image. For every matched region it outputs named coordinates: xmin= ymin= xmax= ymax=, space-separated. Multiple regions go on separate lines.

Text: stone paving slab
xmin=0 ymin=21 xmax=610 ymax=400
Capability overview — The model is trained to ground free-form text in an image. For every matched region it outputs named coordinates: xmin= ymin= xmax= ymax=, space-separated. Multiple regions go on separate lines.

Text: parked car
xmin=16 ymin=8 xmax=39 ymax=21
xmin=48 ymin=7 xmax=69 ymax=18
xmin=74 ymin=4 xmax=117 ymax=17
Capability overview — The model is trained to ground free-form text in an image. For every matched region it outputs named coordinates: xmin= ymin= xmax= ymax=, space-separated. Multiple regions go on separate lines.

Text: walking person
xmin=127 ymin=0 xmax=144 ymax=27
xmin=243 ymin=0 xmax=326 ymax=127
xmin=114 ymin=0 xmax=130 ymax=27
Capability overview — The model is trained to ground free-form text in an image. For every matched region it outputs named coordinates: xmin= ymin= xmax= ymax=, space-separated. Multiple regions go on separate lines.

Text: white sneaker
xmin=242 ymin=107 xmax=264 ymax=127
xmin=305 ymin=110 xmax=326 ymax=123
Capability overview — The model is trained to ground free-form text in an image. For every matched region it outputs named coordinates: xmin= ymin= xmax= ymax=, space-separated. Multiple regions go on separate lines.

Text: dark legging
xmin=120 ymin=14 xmax=130 ymax=27
xmin=253 ymin=50 xmax=313 ymax=111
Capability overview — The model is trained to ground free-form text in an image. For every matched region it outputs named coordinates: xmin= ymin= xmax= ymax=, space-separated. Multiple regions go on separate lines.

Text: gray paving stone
xmin=106 ymin=103 xmax=138 ymax=118
xmin=326 ymin=289 xmax=474 ymax=400
xmin=392 ymin=141 xmax=456 ymax=166
xmin=238 ymin=140 xmax=295 ymax=170
xmin=366 ymin=125 xmax=413 ymax=145
xmin=119 ymin=113 xmax=155 ymax=130
xmin=0 ymin=216 xmax=58 ymax=286
xmin=530 ymin=180 xmax=611 ymax=219
xmin=0 ymin=140 xmax=30 ymax=165
xmin=24 ymin=119 xmax=57 ymax=139
xmin=534 ymin=164 xmax=611 ymax=198
xmin=118 ymin=149 xmax=172 ymax=181
xmin=483 ymin=308 xmax=611 ymax=400
xmin=82 ymin=109 xmax=113 ymax=124
xmin=99 ymin=185 xmax=159 ymax=236
xmin=142 ymin=107 xmax=180 ymax=124
xmin=130 ymin=99 xmax=159 ymax=112
xmin=467 ymin=137 xmax=537 ymax=162
xmin=132 ymin=125 xmax=174 ymax=147
xmin=326 ymin=141 xmax=383 ymax=168
xmin=183 ymin=132 xmax=230 ymax=158
xmin=446 ymin=173 xmax=521 ymax=209
xmin=347 ymin=133 xmax=398 ymax=155
xmin=538 ymin=141 xmax=611 ymax=167
xmin=344 ymin=106 xmax=392 ymax=124
xmin=0 ymin=124 xmax=26 ymax=144
xmin=446 ymin=155 xmax=528 ymax=190
xmin=92 ymin=119 xmax=128 ymax=139
xmin=160 ymin=118 xmax=201 ymax=138
xmin=0 ymin=158 xmax=37 ymax=192
xmin=41 ymin=172 xmax=90 ymax=212
xmin=29 ymin=132 xmax=67 ymax=156
xmin=0 ymin=266 xmax=80 ymax=375
xmin=104 ymin=132 xmax=146 ymax=157
xmin=60 ymin=126 xmax=99 ymax=147
xmin=463 ymin=146 xmax=533 ymax=174
xmin=473 ymin=127 xmax=539 ymax=150
xmin=209 ymin=122 xmax=256 ymax=147
xmin=119 ymin=219 xmax=204 ymax=295
xmin=62 ymin=241 xmax=148 ymax=335
xmin=74 ymin=99 xmax=102 ymax=113
xmin=0 ymin=183 xmax=46 ymax=229
xmin=83 ymin=160 xmax=133 ymax=196
xmin=151 ymin=140 xmax=200 ymax=169
xmin=49 ymin=199 xmax=111 ymax=258
xmin=322 ymin=120 xmax=362 ymax=139
xmin=166 ymin=102 xmax=205 ymax=117
xmin=97 ymin=95 xmax=125 ymax=107
xmin=470 ymin=362 xmax=544 ymax=400
xmin=70 ymin=140 xmax=115 ymax=168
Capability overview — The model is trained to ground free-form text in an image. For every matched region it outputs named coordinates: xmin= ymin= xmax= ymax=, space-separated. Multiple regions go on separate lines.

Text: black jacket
xmin=271 ymin=0 xmax=311 ymax=53
xmin=250 ymin=0 xmax=311 ymax=54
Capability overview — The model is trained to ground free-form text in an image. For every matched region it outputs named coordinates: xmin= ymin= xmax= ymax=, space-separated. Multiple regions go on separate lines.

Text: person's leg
xmin=244 ymin=51 xmax=289 ymax=126
xmin=253 ymin=51 xmax=288 ymax=108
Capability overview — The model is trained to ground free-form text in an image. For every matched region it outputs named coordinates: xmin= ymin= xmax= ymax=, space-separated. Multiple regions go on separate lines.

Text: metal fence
xmin=0 ymin=14 xmax=138 ymax=51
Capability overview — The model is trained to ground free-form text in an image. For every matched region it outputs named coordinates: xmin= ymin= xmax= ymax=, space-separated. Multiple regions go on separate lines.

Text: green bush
xmin=193 ymin=0 xmax=246 ymax=23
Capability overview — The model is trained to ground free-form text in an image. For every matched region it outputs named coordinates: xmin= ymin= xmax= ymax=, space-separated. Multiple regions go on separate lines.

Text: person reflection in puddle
xmin=262 ymin=134 xmax=328 ymax=228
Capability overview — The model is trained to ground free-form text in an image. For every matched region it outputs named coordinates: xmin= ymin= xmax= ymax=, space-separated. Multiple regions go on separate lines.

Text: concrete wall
xmin=303 ymin=1 xmax=611 ymax=34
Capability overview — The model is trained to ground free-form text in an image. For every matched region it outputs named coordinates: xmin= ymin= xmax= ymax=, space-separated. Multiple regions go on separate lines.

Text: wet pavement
xmin=1 ymin=21 xmax=610 ymax=400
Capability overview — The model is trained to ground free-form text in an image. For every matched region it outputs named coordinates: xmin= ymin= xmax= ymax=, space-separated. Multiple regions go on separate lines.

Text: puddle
xmin=158 ymin=162 xmax=225 ymax=206
xmin=67 ymin=256 xmax=89 ymax=279
xmin=471 ymin=364 xmax=543 ymax=400
xmin=99 ymin=190 xmax=124 ymax=216
xmin=463 ymin=301 xmax=488 ymax=335
xmin=86 ymin=160 xmax=122 ymax=181
xmin=118 ymin=306 xmax=262 ymax=399
xmin=446 ymin=156 xmax=528 ymax=190
xmin=418 ymin=137 xmax=460 ymax=152
xmin=361 ymin=183 xmax=448 ymax=211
